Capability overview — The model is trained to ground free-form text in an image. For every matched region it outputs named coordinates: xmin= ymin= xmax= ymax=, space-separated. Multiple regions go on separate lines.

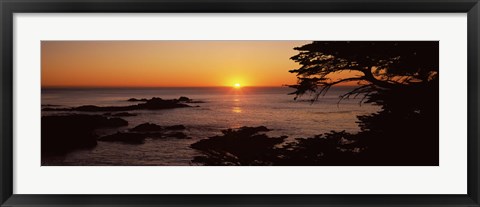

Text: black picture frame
xmin=1 ymin=0 xmax=479 ymax=206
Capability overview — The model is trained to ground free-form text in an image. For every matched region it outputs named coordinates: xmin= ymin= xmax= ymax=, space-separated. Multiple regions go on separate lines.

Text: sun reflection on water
xmin=232 ymin=106 xmax=242 ymax=113
xmin=232 ymin=96 xmax=242 ymax=113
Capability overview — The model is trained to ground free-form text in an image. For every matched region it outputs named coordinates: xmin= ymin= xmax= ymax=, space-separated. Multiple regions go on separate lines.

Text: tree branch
xmin=361 ymin=67 xmax=399 ymax=89
xmin=325 ymin=77 xmax=364 ymax=86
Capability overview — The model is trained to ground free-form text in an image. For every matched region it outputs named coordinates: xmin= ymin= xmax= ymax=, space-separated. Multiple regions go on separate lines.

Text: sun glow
xmin=234 ymin=83 xmax=241 ymax=89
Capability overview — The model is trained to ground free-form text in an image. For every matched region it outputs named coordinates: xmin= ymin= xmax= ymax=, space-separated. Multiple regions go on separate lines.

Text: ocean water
xmin=41 ymin=86 xmax=380 ymax=166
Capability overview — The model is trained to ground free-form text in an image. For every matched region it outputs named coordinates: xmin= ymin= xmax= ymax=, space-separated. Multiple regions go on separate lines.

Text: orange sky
xmin=41 ymin=41 xmax=314 ymax=88
xmin=42 ymin=41 xmax=361 ymax=88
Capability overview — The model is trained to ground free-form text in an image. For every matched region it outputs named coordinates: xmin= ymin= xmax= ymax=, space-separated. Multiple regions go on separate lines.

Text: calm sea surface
xmin=41 ymin=87 xmax=380 ymax=166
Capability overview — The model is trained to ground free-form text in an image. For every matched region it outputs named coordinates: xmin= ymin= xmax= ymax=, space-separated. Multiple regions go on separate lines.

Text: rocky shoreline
xmin=41 ymin=96 xmax=197 ymax=157
xmin=43 ymin=97 xmax=198 ymax=112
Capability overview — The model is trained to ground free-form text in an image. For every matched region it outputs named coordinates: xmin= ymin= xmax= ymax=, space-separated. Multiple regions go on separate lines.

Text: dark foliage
xmin=352 ymin=81 xmax=439 ymax=165
xmin=289 ymin=41 xmax=438 ymax=102
xmin=190 ymin=127 xmax=362 ymax=166
xmin=191 ymin=126 xmax=287 ymax=165
xmin=278 ymin=131 xmax=361 ymax=166
xmin=191 ymin=41 xmax=439 ymax=166
xmin=287 ymin=41 xmax=439 ymax=165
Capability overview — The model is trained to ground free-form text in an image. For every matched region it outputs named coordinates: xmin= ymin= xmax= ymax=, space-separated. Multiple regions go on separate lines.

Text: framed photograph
xmin=1 ymin=0 xmax=479 ymax=206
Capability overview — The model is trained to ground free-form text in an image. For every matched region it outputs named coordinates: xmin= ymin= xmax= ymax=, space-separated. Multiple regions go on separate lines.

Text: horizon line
xmin=42 ymin=85 xmax=287 ymax=88
xmin=41 ymin=85 xmax=356 ymax=89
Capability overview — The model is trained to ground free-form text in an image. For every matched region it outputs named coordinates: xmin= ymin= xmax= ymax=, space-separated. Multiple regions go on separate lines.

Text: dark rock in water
xmin=187 ymin=100 xmax=205 ymax=103
xmin=98 ymin=132 xmax=146 ymax=144
xmin=131 ymin=123 xmax=163 ymax=132
xmin=104 ymin=122 xmax=191 ymax=142
xmin=107 ymin=118 xmax=129 ymax=126
xmin=99 ymin=130 xmax=190 ymax=144
xmin=164 ymin=132 xmax=189 ymax=139
xmin=127 ymin=123 xmax=188 ymax=140
xmin=111 ymin=112 xmax=137 ymax=117
xmin=165 ymin=125 xmax=186 ymax=131
xmin=138 ymin=97 xmax=187 ymax=110
xmin=131 ymin=123 xmax=186 ymax=132
xmin=73 ymin=105 xmax=104 ymax=111
xmin=178 ymin=96 xmax=191 ymax=102
xmin=42 ymin=114 xmax=128 ymax=156
xmin=178 ymin=96 xmax=205 ymax=103
xmin=42 ymin=104 xmax=62 ymax=107
xmin=43 ymin=97 xmax=190 ymax=112
xmin=127 ymin=98 xmax=149 ymax=102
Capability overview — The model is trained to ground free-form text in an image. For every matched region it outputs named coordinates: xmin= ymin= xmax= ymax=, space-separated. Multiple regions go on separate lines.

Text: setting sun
xmin=41 ymin=41 xmax=312 ymax=87
xmin=234 ymin=83 xmax=241 ymax=89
